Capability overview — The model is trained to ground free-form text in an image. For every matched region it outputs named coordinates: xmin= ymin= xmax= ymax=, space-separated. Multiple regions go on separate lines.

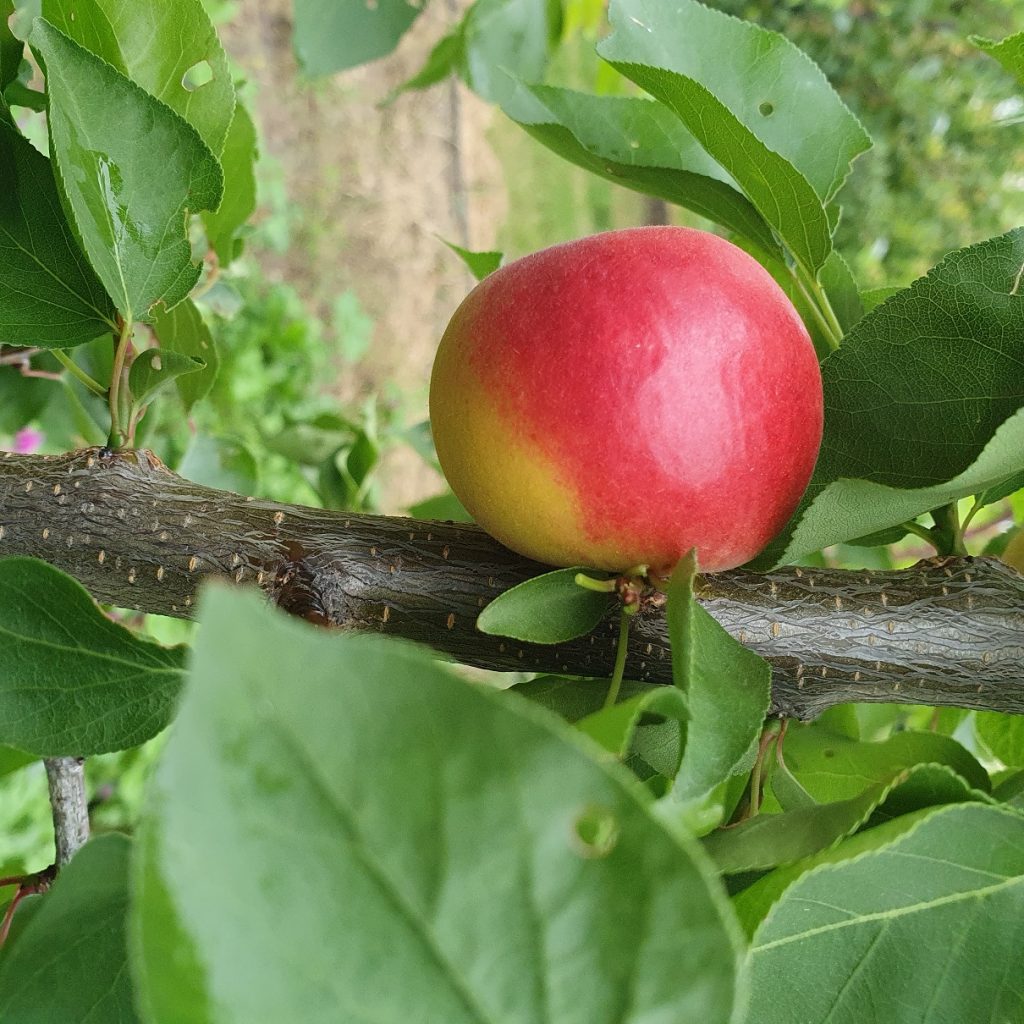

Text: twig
xmin=43 ymin=757 xmax=89 ymax=868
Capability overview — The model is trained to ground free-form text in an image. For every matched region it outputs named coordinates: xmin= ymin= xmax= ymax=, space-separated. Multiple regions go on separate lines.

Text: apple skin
xmin=429 ymin=226 xmax=823 ymax=574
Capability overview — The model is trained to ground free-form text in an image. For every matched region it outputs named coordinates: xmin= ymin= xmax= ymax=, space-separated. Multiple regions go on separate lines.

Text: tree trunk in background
xmin=219 ymin=1 xmax=507 ymax=509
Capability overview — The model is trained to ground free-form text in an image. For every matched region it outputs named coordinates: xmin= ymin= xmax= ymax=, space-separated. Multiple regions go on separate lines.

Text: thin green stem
xmin=748 ymin=724 xmax=780 ymax=818
xmin=902 ymin=520 xmax=938 ymax=547
xmin=797 ymin=260 xmax=844 ymax=350
xmin=603 ymin=607 xmax=634 ymax=709
xmin=107 ymin=316 xmax=133 ymax=449
xmin=52 ymin=350 xmax=107 ymax=399
xmin=575 ymin=572 xmax=617 ymax=594
xmin=959 ymin=496 xmax=984 ymax=538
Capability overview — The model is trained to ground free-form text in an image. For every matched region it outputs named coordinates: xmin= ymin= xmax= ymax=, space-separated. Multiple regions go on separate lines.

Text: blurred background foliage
xmin=0 ymin=0 xmax=1022 ymax=869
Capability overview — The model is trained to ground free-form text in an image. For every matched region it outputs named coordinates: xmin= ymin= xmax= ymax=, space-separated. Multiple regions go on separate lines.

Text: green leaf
xmin=819 ymin=249 xmax=863 ymax=335
xmin=202 ymin=100 xmax=257 ymax=266
xmin=128 ymin=347 xmax=205 ymax=407
xmin=756 ymin=229 xmax=1024 ymax=566
xmin=131 ymin=586 xmax=744 ymax=1024
xmin=707 ymin=763 xmax=987 ymax=875
xmin=598 ymin=0 xmax=871 ymax=273
xmin=0 ymin=118 xmax=116 ymax=345
xmin=0 ymin=0 xmax=23 ymax=93
xmin=860 ymin=284 xmax=903 ymax=312
xmin=406 ymin=489 xmax=473 ymax=523
xmin=731 ymin=805 xmax=945 ymax=940
xmin=667 ymin=551 xmax=771 ymax=807
xmin=477 ymin=566 xmax=614 ymax=644
xmin=0 ymin=834 xmax=139 ymax=1022
xmin=976 ymin=711 xmax=1024 ymax=768
xmin=513 ymin=675 xmax=660 ymax=722
xmin=0 ymin=364 xmax=54 ymax=431
xmin=393 ymin=25 xmax=464 ymax=97
xmin=514 ymin=676 xmax=681 ymax=779
xmin=0 ymin=744 xmax=34 ymax=780
xmin=150 ymin=297 xmax=219 ymax=412
xmin=745 ymin=804 xmax=1024 ymax=1024
xmin=504 ymin=82 xmax=780 ymax=256
xmin=459 ymin=0 xmax=563 ymax=104
xmin=577 ymin=686 xmax=688 ymax=763
xmin=0 ymin=558 xmax=186 ymax=756
xmin=293 ymin=0 xmax=425 ymax=76
xmin=32 ymin=18 xmax=223 ymax=323
xmin=972 ymin=30 xmax=1024 ymax=86
xmin=178 ymin=435 xmax=259 ymax=495
xmin=441 ymin=237 xmax=503 ymax=281
xmin=765 ymin=725 xmax=989 ymax=806
xmin=43 ymin=0 xmax=234 ymax=155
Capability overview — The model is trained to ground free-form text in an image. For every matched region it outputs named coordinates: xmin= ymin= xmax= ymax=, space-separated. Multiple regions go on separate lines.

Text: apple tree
xmin=0 ymin=1 xmax=1023 ymax=1022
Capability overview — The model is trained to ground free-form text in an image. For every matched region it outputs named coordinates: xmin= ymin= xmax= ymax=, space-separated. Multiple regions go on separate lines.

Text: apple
xmin=429 ymin=226 xmax=823 ymax=574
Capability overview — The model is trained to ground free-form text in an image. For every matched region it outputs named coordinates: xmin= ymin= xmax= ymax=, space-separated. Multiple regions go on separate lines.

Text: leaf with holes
xmin=150 ymin=297 xmax=219 ymax=412
xmin=598 ymin=0 xmax=870 ymax=273
xmin=745 ymin=804 xmax=1024 ymax=1024
xmin=0 ymin=558 xmax=186 ymax=756
xmin=42 ymin=0 xmax=234 ymax=155
xmin=0 ymin=118 xmax=116 ymax=345
xmin=32 ymin=19 xmax=223 ymax=323
xmin=131 ymin=586 xmax=744 ymax=1024
xmin=0 ymin=834 xmax=139 ymax=1021
xmin=128 ymin=348 xmax=205 ymax=408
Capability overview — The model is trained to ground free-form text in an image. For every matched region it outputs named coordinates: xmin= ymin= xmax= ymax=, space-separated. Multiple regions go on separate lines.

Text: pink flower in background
xmin=12 ymin=427 xmax=44 ymax=454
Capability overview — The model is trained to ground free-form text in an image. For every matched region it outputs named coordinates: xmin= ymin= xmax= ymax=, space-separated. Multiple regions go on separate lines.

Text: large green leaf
xmin=756 ymin=228 xmax=1024 ymax=566
xmin=598 ymin=0 xmax=870 ymax=273
xmin=202 ymin=100 xmax=257 ymax=266
xmin=0 ymin=834 xmax=139 ymax=1021
xmin=32 ymin=19 xmax=223 ymax=323
xmin=0 ymin=558 xmax=186 ymax=755
xmin=745 ymin=804 xmax=1024 ymax=1023
xmin=0 ymin=118 xmax=115 ymax=345
xmin=293 ymin=0 xmax=425 ymax=76
xmin=505 ymin=82 xmax=780 ymax=255
xmin=42 ymin=0 xmax=234 ymax=155
xmin=667 ymin=552 xmax=771 ymax=809
xmin=132 ymin=586 xmax=743 ymax=1024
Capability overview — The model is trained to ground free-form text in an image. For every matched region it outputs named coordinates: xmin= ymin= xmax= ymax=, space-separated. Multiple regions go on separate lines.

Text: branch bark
xmin=43 ymin=757 xmax=89 ymax=868
xmin=1 ymin=447 xmax=1022 ymax=719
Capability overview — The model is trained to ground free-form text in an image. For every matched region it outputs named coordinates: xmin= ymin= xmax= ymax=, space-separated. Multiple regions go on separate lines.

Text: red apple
xmin=429 ymin=226 xmax=823 ymax=574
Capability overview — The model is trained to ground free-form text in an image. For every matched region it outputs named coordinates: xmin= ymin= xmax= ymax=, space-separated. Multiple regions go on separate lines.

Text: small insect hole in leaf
xmin=570 ymin=805 xmax=619 ymax=859
xmin=181 ymin=60 xmax=214 ymax=92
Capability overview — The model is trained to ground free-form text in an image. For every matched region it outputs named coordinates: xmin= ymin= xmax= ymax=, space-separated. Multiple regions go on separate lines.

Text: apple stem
xmin=575 ymin=572 xmax=617 ymax=594
xmin=603 ymin=604 xmax=637 ymax=709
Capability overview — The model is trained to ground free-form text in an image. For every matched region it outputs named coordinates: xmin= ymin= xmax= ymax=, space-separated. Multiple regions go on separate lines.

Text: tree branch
xmin=43 ymin=757 xmax=89 ymax=868
xmin=1 ymin=447 xmax=1022 ymax=719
